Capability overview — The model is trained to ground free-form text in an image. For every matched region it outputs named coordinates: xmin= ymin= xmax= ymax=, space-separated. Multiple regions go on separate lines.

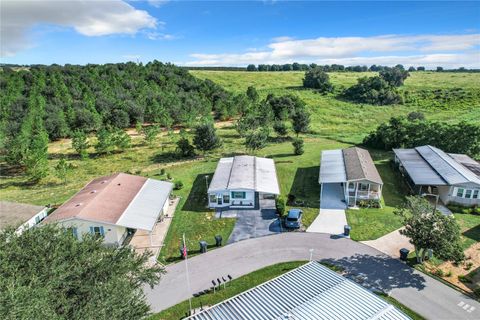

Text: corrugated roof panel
xmin=319 ymin=150 xmax=347 ymax=183
xmin=255 ymin=157 xmax=280 ymax=195
xmin=189 ymin=262 xmax=410 ymax=320
xmin=116 ymin=179 xmax=173 ymax=231
xmin=228 ymin=156 xmax=256 ymax=190
xmin=393 ymin=149 xmax=447 ymax=186
xmin=207 ymin=157 xmax=234 ymax=192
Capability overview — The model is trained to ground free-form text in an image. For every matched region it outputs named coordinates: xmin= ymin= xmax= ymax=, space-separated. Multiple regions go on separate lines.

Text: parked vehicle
xmin=285 ymin=209 xmax=303 ymax=229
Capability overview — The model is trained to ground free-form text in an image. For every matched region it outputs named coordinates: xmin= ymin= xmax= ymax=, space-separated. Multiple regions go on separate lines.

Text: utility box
xmin=199 ymin=241 xmax=208 ymax=253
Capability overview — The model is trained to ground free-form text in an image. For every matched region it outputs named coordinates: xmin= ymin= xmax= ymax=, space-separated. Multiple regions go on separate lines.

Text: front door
xmin=217 ymin=196 xmax=223 ymax=205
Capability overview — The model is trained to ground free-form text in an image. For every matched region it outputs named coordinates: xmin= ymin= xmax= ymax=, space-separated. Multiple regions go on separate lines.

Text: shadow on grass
xmin=151 ymin=152 xmax=193 ymax=164
xmin=463 ymin=224 xmax=480 ymax=243
xmin=288 ymin=166 xmax=320 ymax=207
xmin=321 ymin=253 xmax=427 ymax=292
xmin=181 ymin=172 xmax=214 ymax=212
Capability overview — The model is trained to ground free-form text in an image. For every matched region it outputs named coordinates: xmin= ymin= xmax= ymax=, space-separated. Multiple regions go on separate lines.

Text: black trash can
xmin=344 ymin=225 xmax=351 ymax=237
xmin=399 ymin=248 xmax=410 ymax=261
xmin=215 ymin=235 xmax=223 ymax=247
xmin=199 ymin=241 xmax=208 ymax=253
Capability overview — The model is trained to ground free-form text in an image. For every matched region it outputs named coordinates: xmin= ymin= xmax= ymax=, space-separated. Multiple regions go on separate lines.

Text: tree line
xmin=363 ymin=114 xmax=480 ymax=159
xmin=246 ymin=63 xmax=480 ymax=72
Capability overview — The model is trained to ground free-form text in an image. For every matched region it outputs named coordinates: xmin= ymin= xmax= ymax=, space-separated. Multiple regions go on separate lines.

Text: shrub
xmin=446 ymin=270 xmax=452 ymax=277
xmin=458 ymin=275 xmax=472 ymax=283
xmin=287 ymin=194 xmax=296 ymax=205
xmin=276 ymin=197 xmax=286 ymax=217
xmin=303 ymin=68 xmax=334 ymax=93
xmin=343 ymin=76 xmax=402 ymax=105
xmin=167 ymin=173 xmax=172 ymax=180
xmin=465 ymin=262 xmax=474 ymax=270
xmin=176 ymin=137 xmax=195 ymax=157
xmin=433 ymin=269 xmax=445 ymax=277
xmin=292 ymin=138 xmax=304 ymax=155
xmin=160 ymin=168 xmax=166 ymax=175
xmin=174 ymin=181 xmax=184 ymax=190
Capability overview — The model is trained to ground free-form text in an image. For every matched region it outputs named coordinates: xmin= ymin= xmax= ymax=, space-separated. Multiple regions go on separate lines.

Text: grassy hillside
xmin=191 ymin=71 xmax=480 ymax=143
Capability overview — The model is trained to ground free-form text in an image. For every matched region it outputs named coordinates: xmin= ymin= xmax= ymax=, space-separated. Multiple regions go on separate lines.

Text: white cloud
xmin=185 ymin=34 xmax=480 ymax=68
xmin=147 ymin=0 xmax=169 ymax=8
xmin=145 ymin=32 xmax=177 ymax=40
xmin=1 ymin=0 xmax=158 ymax=56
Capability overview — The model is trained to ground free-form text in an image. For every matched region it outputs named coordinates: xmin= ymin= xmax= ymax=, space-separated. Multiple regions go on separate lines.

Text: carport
xmin=318 ymin=150 xmax=347 ymax=209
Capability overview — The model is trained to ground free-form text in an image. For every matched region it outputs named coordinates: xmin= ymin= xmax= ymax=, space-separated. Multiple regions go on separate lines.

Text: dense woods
xmin=363 ymin=115 xmax=480 ymax=158
xmin=0 ymin=62 xmax=241 ymax=171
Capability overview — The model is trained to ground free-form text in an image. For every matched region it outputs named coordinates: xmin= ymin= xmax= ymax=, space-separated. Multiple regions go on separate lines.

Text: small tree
xmin=303 ymin=68 xmax=334 ymax=93
xmin=379 ymin=67 xmax=410 ymax=87
xmin=246 ymin=86 xmax=259 ymax=102
xmin=292 ymin=138 xmax=304 ymax=155
xmin=246 ymin=64 xmax=257 ymax=71
xmin=193 ymin=122 xmax=221 ymax=154
xmin=135 ymin=122 xmax=143 ymax=135
xmin=276 ymin=196 xmax=286 ymax=217
xmin=24 ymin=130 xmax=49 ymax=182
xmin=112 ymin=130 xmax=131 ymax=151
xmin=95 ymin=129 xmax=114 ymax=155
xmin=291 ymin=109 xmax=310 ymax=136
xmin=71 ymin=130 xmax=89 ymax=160
xmin=176 ymin=137 xmax=195 ymax=157
xmin=143 ymin=125 xmax=160 ymax=146
xmin=245 ymin=129 xmax=269 ymax=153
xmin=273 ymin=121 xmax=288 ymax=137
xmin=54 ymin=157 xmax=73 ymax=184
xmin=395 ymin=196 xmax=464 ymax=264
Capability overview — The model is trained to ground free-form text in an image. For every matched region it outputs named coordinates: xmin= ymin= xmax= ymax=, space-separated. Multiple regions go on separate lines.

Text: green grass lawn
xmin=454 ymin=213 xmax=480 ymax=250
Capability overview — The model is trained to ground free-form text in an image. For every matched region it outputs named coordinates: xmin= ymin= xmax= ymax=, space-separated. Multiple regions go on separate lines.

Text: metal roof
xmin=319 ymin=150 xmax=347 ymax=183
xmin=393 ymin=149 xmax=447 ymax=186
xmin=0 ymin=201 xmax=46 ymax=230
xmin=416 ymin=146 xmax=480 ymax=186
xmin=208 ymin=156 xmax=280 ymax=195
xmin=116 ymin=179 xmax=173 ymax=231
xmin=188 ymin=262 xmax=410 ymax=320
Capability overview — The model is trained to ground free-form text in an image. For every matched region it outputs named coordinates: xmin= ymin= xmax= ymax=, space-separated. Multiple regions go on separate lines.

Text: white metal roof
xmin=116 ymin=179 xmax=173 ymax=231
xmin=319 ymin=150 xmax=347 ymax=184
xmin=188 ymin=262 xmax=410 ymax=320
xmin=208 ymin=156 xmax=280 ymax=195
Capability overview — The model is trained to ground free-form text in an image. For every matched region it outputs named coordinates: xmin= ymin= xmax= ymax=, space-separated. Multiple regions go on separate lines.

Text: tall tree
xmin=303 ymin=68 xmax=334 ymax=93
xmin=193 ymin=122 xmax=221 ymax=153
xmin=291 ymin=109 xmax=310 ymax=136
xmin=95 ymin=129 xmax=115 ymax=155
xmin=395 ymin=196 xmax=464 ymax=264
xmin=0 ymin=224 xmax=164 ymax=319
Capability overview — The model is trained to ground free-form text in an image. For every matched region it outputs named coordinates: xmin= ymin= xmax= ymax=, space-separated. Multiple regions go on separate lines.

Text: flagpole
xmin=183 ymin=233 xmax=193 ymax=314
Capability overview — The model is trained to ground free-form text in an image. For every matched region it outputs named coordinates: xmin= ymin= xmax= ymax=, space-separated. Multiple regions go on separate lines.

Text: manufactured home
xmin=207 ymin=155 xmax=280 ymax=209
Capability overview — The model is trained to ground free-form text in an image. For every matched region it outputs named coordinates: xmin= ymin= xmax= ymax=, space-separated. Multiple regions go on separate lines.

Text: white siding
xmin=16 ymin=208 xmax=49 ymax=234
xmin=59 ymin=219 xmax=127 ymax=245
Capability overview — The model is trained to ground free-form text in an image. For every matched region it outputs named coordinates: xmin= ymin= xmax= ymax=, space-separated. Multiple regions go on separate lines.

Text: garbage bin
xmin=199 ymin=241 xmax=208 ymax=253
xmin=343 ymin=225 xmax=351 ymax=237
xmin=399 ymin=248 xmax=410 ymax=261
xmin=215 ymin=235 xmax=223 ymax=247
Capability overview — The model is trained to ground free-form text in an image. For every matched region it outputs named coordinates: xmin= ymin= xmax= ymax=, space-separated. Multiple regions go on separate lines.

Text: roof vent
xmin=117 ymin=183 xmax=121 ymax=186
xmin=90 ymin=190 xmax=96 ymax=194
xmin=75 ymin=203 xmax=82 ymax=207
xmin=101 ymin=180 xmax=107 ymax=184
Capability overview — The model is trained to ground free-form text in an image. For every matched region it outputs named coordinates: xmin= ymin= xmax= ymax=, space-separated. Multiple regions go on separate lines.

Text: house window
xmin=473 ymin=190 xmax=479 ymax=199
xmin=358 ymin=183 xmax=369 ymax=191
xmin=209 ymin=194 xmax=217 ymax=203
xmin=223 ymin=194 xmax=230 ymax=203
xmin=456 ymin=188 xmax=465 ymax=198
xmin=35 ymin=215 xmax=41 ymax=224
xmin=348 ymin=183 xmax=355 ymax=190
xmin=231 ymin=191 xmax=246 ymax=199
xmin=90 ymin=226 xmax=104 ymax=237
xmin=465 ymin=189 xmax=472 ymax=199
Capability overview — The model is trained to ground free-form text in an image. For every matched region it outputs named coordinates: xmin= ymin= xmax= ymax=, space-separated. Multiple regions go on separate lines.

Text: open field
xmin=1 ymin=71 xmax=479 ymax=263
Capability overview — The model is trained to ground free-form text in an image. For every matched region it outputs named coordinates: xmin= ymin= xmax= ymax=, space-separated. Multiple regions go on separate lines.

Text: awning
xmin=319 ymin=150 xmax=347 ymax=184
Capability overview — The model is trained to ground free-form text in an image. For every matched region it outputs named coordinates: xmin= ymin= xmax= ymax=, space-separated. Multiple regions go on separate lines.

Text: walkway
xmin=227 ymin=199 xmax=282 ymax=244
xmin=362 ymin=228 xmax=414 ymax=258
xmin=130 ymin=197 xmax=179 ymax=264
xmin=307 ymin=183 xmax=347 ymax=234
xmin=145 ymin=233 xmax=480 ymax=320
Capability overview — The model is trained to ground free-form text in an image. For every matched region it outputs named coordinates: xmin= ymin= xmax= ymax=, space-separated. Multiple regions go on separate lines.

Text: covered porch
xmin=346 ymin=181 xmax=382 ymax=207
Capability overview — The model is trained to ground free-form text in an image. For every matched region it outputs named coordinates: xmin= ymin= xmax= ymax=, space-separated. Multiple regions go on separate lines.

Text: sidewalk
xmin=362 ymin=227 xmax=414 ymax=258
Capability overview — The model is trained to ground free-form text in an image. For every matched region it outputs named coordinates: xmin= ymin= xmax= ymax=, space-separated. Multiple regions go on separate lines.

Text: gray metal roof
xmin=208 ymin=156 xmax=280 ymax=195
xmin=188 ymin=262 xmax=410 ymax=320
xmin=116 ymin=179 xmax=173 ymax=231
xmin=319 ymin=150 xmax=347 ymax=183
xmin=415 ymin=146 xmax=480 ymax=186
xmin=393 ymin=148 xmax=447 ymax=186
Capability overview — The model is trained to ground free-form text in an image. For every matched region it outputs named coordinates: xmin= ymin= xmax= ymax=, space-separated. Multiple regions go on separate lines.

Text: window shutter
xmin=452 ymin=187 xmax=457 ymax=197
xmin=72 ymin=228 xmax=78 ymax=239
xmin=89 ymin=226 xmax=94 ymax=234
xmin=100 ymin=226 xmax=105 ymax=236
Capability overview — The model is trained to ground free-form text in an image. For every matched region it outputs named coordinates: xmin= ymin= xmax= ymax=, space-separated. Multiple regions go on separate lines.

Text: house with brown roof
xmin=319 ymin=147 xmax=383 ymax=207
xmin=44 ymin=173 xmax=173 ymax=246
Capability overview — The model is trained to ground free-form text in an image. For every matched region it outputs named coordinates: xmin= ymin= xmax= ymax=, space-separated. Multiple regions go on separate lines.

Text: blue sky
xmin=1 ymin=1 xmax=479 ymax=68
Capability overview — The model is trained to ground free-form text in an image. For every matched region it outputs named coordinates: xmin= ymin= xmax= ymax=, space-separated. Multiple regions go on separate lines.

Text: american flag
xmin=182 ymin=244 xmax=187 ymax=258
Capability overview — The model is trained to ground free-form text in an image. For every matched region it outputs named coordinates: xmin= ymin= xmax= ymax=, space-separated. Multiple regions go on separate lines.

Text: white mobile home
xmin=207 ymin=156 xmax=280 ymax=208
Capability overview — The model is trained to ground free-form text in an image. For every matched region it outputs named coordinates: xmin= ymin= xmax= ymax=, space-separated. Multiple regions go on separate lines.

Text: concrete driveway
xmin=145 ymin=233 xmax=480 ymax=319
xmin=307 ymin=183 xmax=347 ymax=234
xmin=228 ymin=199 xmax=282 ymax=244
xmin=362 ymin=228 xmax=414 ymax=258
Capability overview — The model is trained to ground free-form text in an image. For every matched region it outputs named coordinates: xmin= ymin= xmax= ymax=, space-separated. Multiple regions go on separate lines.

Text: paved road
xmin=145 ymin=233 xmax=480 ymax=319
